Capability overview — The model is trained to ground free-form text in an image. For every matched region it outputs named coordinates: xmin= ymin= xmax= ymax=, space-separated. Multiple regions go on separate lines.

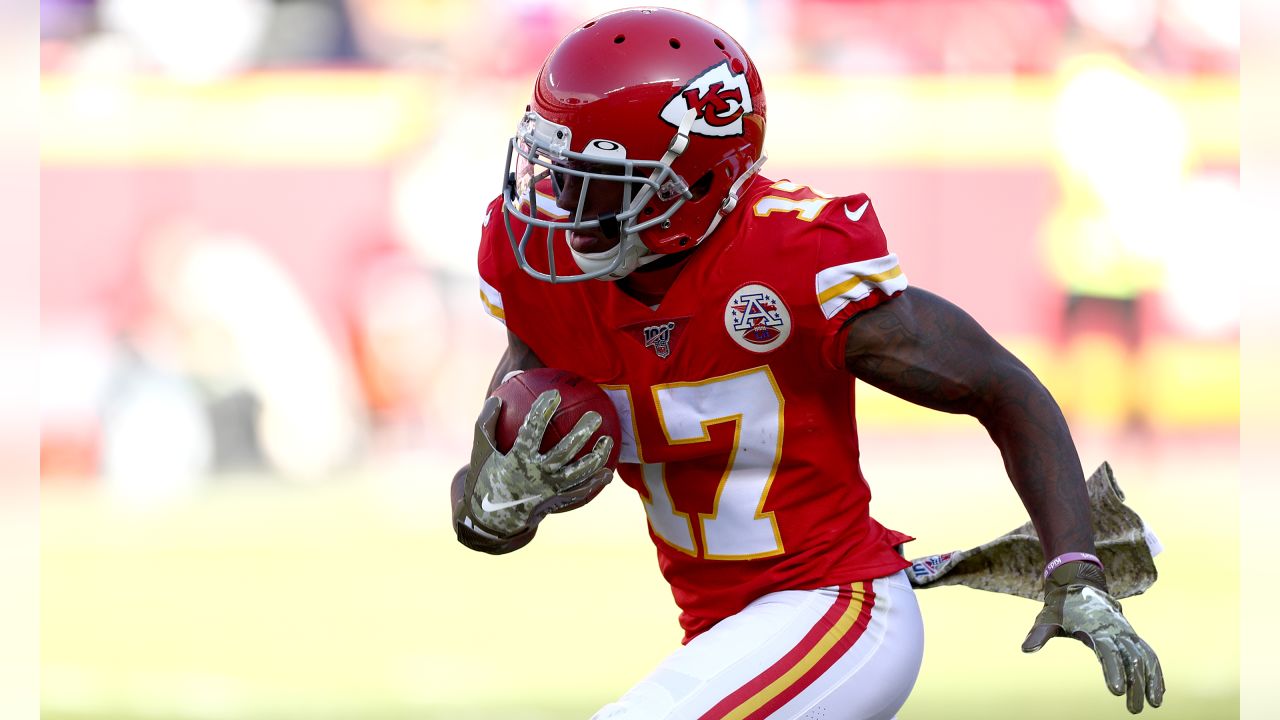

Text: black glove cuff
xmin=455 ymin=518 xmax=537 ymax=555
xmin=1046 ymin=559 xmax=1110 ymax=594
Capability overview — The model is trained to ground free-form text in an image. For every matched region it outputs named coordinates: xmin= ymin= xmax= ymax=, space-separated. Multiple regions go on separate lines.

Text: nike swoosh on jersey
xmin=480 ymin=493 xmax=540 ymax=512
xmin=844 ymin=200 xmax=869 ymax=222
xmin=839 ymin=199 xmax=870 ymax=222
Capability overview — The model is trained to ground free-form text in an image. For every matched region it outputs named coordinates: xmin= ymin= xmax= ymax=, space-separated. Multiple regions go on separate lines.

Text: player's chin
xmin=568 ymin=231 xmax=618 ymax=255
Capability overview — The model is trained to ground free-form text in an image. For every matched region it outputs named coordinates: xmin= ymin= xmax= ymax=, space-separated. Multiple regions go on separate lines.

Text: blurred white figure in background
xmin=1160 ymin=0 xmax=1239 ymax=56
xmin=100 ymin=0 xmax=272 ymax=81
xmin=41 ymin=317 xmax=127 ymax=481
xmin=1043 ymin=49 xmax=1242 ymax=432
xmin=1160 ymin=172 xmax=1240 ymax=338
xmin=348 ymin=251 xmax=448 ymax=451
xmin=1049 ymin=50 xmax=1187 ymax=293
xmin=127 ymin=220 xmax=367 ymax=486
xmin=100 ymin=349 xmax=214 ymax=505
xmin=1067 ymin=0 xmax=1158 ymax=49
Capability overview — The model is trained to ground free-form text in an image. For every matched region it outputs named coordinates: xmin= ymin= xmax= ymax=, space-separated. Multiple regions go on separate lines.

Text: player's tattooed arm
xmin=487 ymin=329 xmax=547 ymax=394
xmin=842 ymin=287 xmax=1095 ymax=559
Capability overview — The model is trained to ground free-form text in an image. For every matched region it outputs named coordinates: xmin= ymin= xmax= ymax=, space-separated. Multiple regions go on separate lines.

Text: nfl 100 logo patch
xmin=621 ymin=317 xmax=689 ymax=359
xmin=724 ymin=283 xmax=791 ymax=353
xmin=643 ymin=321 xmax=677 ymax=359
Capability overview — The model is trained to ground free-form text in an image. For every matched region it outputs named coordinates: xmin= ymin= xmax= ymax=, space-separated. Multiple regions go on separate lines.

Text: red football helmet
xmin=501 ymin=8 xmax=767 ymax=283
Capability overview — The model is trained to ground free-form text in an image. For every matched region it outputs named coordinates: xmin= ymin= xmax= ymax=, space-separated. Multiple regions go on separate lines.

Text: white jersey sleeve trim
xmin=815 ymin=253 xmax=908 ymax=320
xmin=478 ymin=276 xmax=506 ymax=324
xmin=520 ymin=189 xmax=569 ymax=219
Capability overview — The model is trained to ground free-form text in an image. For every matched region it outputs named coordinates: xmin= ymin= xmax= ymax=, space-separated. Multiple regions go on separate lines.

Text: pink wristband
xmin=1044 ymin=552 xmax=1103 ymax=579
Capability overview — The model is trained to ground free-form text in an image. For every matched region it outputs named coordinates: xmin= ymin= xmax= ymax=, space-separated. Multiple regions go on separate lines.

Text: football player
xmin=451 ymin=8 xmax=1164 ymax=718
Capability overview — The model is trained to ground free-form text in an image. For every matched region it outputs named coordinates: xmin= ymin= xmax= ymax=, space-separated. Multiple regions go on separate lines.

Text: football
xmin=491 ymin=368 xmax=622 ymax=471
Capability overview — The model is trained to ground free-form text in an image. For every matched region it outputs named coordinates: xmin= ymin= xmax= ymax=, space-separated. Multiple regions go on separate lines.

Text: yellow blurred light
xmin=39 ymin=73 xmax=1237 ymax=167
xmin=41 ymin=72 xmax=437 ymax=164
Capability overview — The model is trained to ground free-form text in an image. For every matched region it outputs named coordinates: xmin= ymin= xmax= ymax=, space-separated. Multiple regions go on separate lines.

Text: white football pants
xmin=592 ymin=571 xmax=924 ymax=720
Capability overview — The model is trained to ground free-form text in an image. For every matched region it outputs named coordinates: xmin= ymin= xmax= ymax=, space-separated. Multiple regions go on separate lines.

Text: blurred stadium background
xmin=40 ymin=0 xmax=1239 ymax=718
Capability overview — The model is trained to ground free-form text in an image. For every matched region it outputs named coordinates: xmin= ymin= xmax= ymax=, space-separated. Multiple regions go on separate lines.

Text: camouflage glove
xmin=1022 ymin=561 xmax=1165 ymax=713
xmin=453 ymin=391 xmax=614 ymax=555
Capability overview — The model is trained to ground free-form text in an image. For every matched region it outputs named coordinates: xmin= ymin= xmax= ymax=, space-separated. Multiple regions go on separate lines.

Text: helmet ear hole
xmin=689 ymin=171 xmax=715 ymax=201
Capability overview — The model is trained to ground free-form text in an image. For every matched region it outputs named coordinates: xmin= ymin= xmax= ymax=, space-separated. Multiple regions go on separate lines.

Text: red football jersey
xmin=477 ymin=175 xmax=914 ymax=641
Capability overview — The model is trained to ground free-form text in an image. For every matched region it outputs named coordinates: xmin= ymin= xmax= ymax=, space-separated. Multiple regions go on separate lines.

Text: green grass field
xmin=42 ymin=430 xmax=1238 ymax=719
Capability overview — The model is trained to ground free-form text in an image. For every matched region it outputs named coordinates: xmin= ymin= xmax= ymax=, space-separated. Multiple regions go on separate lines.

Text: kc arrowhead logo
xmin=661 ymin=61 xmax=753 ymax=137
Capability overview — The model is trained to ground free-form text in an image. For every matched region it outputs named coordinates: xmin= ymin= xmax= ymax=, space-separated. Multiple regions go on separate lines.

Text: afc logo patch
xmin=725 ymin=283 xmax=791 ymax=353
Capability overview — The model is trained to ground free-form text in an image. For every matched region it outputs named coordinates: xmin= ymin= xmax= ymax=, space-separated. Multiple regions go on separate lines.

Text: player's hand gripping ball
xmin=491 ymin=369 xmax=622 ymax=472
xmin=454 ymin=369 xmax=620 ymax=554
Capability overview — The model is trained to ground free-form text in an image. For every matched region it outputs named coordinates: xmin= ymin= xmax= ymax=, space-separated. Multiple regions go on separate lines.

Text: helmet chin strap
xmin=570 ymin=234 xmax=663 ymax=281
xmin=692 ymin=151 xmax=768 ymax=246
